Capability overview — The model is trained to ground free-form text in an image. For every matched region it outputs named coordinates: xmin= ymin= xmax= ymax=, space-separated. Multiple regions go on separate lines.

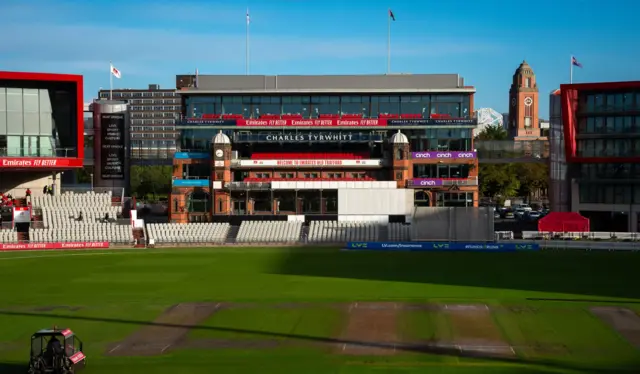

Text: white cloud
xmin=0 ymin=1 xmax=504 ymax=76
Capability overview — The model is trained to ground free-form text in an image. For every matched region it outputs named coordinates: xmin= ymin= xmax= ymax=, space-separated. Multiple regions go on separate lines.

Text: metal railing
xmin=0 ymin=147 xmax=77 ymax=158
xmin=225 ymin=181 xmax=272 ymax=190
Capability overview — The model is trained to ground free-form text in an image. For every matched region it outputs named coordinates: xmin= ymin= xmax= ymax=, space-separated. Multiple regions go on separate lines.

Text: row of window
xmin=186 ymin=94 xmax=471 ymax=119
xmin=131 ymin=112 xmax=178 ymax=119
xmin=580 ymin=163 xmax=640 ymax=179
xmin=100 ymin=91 xmax=177 ymax=98
xmin=130 ymin=140 xmax=177 ymax=147
xmin=131 ymin=119 xmax=176 ymax=125
xmin=576 ymin=139 xmax=640 ymax=157
xmin=580 ymin=92 xmax=640 ymax=113
xmin=579 ymin=184 xmax=640 ymax=205
xmin=577 ymin=116 xmax=640 ymax=134
xmin=413 ymin=164 xmax=472 ymax=179
xmin=129 ymin=106 xmax=181 ymax=111
xmin=0 ymin=135 xmax=70 ymax=157
xmin=131 ymin=133 xmax=178 ymax=139
xmin=131 ymin=126 xmax=176 ymax=132
xmin=125 ymin=99 xmax=180 ymax=105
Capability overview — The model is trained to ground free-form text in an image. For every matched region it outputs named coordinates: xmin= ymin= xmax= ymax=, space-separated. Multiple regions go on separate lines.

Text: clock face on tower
xmin=215 ymin=149 xmax=223 ymax=158
xmin=524 ymin=97 xmax=533 ymax=106
xmin=511 ymin=98 xmax=516 ymax=106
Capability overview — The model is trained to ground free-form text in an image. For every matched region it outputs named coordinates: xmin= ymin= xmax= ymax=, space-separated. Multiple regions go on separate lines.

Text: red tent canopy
xmin=538 ymin=212 xmax=590 ymax=232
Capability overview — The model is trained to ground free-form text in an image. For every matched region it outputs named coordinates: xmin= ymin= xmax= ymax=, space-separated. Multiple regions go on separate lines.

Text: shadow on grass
xmin=0 ymin=362 xmax=24 ymax=374
xmin=273 ymin=249 xmax=640 ymax=300
xmin=0 ymin=309 xmax=639 ymax=373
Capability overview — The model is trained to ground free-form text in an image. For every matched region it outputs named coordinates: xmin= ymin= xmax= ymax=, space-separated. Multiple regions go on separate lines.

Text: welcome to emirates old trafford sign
xmin=0 ymin=158 xmax=83 ymax=168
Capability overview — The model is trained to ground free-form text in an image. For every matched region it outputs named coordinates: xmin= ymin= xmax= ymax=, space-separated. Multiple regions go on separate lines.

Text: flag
xmin=389 ymin=9 xmax=395 ymax=21
xmin=572 ymin=56 xmax=582 ymax=68
xmin=110 ymin=63 xmax=121 ymax=79
xmin=246 ymin=8 xmax=250 ymax=25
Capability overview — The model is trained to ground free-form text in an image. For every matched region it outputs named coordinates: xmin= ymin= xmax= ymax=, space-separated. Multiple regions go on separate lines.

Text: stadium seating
xmin=236 ymin=221 xmax=303 ymax=243
xmin=30 ymin=191 xmax=133 ymax=244
xmin=146 ymin=222 xmax=230 ymax=244
xmin=308 ymin=221 xmax=380 ymax=242
xmin=388 ymin=223 xmax=412 ymax=241
xmin=0 ymin=229 xmax=18 ymax=243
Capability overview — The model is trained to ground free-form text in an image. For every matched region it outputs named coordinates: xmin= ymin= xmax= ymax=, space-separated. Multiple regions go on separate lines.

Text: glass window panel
xmin=586 ymin=117 xmax=595 ymax=133
xmin=606 ymin=117 xmax=615 ymax=133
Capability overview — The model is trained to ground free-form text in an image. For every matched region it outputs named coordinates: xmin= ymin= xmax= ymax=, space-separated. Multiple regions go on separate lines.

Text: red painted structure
xmin=560 ymin=81 xmax=640 ymax=163
xmin=0 ymin=71 xmax=84 ymax=168
xmin=538 ymin=212 xmax=590 ymax=232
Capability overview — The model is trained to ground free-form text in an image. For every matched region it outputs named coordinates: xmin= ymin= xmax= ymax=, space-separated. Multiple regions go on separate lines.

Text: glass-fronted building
xmin=168 ymin=74 xmax=479 ymax=221
xmin=558 ymin=81 xmax=640 ymax=231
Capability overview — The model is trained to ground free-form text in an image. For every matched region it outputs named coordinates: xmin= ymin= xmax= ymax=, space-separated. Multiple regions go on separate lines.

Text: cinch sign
xmin=239 ymin=159 xmax=382 ymax=167
xmin=0 ymin=158 xmax=83 ymax=168
xmin=410 ymin=178 xmax=444 ymax=186
xmin=412 ymin=151 xmax=477 ymax=159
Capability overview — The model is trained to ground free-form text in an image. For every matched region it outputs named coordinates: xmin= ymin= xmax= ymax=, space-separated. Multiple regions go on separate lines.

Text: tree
xmin=475 ymin=124 xmax=508 ymax=141
xmin=476 ymin=125 xmax=519 ymax=198
xmin=515 ymin=163 xmax=549 ymax=199
xmin=130 ymin=165 xmax=172 ymax=199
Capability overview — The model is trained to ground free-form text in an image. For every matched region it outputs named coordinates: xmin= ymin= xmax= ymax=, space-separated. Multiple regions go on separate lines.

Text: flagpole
xmin=109 ymin=61 xmax=113 ymax=100
xmin=569 ymin=55 xmax=573 ymax=84
xmin=246 ymin=9 xmax=250 ymax=75
xmin=387 ymin=11 xmax=391 ymax=74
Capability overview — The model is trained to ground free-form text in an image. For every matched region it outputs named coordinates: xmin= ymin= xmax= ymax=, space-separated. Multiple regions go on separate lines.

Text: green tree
xmin=476 ymin=125 xmax=519 ymax=198
xmin=130 ymin=165 xmax=172 ymax=199
xmin=515 ymin=163 xmax=549 ymax=199
xmin=475 ymin=124 xmax=508 ymax=141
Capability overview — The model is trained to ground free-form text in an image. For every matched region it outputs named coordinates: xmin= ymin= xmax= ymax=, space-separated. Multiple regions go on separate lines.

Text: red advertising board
xmin=237 ymin=118 xmax=386 ymax=127
xmin=0 ymin=241 xmax=110 ymax=251
xmin=0 ymin=158 xmax=83 ymax=168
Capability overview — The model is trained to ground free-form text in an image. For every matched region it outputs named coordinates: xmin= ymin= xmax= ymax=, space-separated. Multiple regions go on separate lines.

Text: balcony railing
xmin=225 ymin=181 xmax=272 ymax=190
xmin=0 ymin=147 xmax=77 ymax=158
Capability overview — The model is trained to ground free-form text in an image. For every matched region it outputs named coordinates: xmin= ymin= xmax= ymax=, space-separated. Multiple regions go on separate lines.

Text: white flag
xmin=246 ymin=8 xmax=250 ymax=25
xmin=110 ymin=64 xmax=122 ymax=79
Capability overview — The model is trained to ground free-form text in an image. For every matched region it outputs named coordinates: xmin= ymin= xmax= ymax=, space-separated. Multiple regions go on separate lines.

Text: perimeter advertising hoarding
xmin=179 ymin=118 xmax=476 ymax=127
xmin=0 ymin=158 xmax=83 ymax=168
xmin=412 ymin=151 xmax=477 ymax=159
xmin=100 ymin=113 xmax=125 ymax=179
xmin=239 ymin=159 xmax=381 ymax=167
xmin=345 ymin=242 xmax=539 ymax=251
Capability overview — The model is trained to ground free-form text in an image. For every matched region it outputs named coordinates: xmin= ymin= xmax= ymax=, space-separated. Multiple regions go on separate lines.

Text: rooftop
xmin=176 ymin=73 xmax=474 ymax=94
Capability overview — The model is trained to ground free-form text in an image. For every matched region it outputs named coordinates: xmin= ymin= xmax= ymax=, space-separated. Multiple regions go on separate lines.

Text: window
xmin=215 ymin=172 xmax=224 ymax=180
xmin=341 ymin=96 xmax=369 ymax=116
xmin=311 ymin=96 xmax=340 ymax=116
xmin=525 ymin=78 xmax=531 ymax=88
xmin=218 ymin=199 xmax=223 ymax=212
xmin=396 ymin=172 xmax=402 ymax=180
xmin=524 ymin=117 xmax=532 ymax=128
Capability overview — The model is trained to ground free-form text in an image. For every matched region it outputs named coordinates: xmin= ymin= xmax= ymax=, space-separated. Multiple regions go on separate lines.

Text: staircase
xmin=133 ymin=228 xmax=145 ymax=248
xmin=225 ymin=225 xmax=240 ymax=243
xmin=378 ymin=224 xmax=389 ymax=242
xmin=17 ymin=231 xmax=29 ymax=243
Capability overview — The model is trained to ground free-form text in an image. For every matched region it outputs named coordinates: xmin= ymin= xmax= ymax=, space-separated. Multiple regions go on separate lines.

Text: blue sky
xmin=1 ymin=0 xmax=639 ymax=117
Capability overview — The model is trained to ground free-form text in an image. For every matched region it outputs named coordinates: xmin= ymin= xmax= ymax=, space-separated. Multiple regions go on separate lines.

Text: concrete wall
xmin=338 ymin=188 xmax=413 ymax=216
xmin=0 ymin=171 xmax=62 ymax=196
xmin=411 ymin=207 xmax=494 ymax=241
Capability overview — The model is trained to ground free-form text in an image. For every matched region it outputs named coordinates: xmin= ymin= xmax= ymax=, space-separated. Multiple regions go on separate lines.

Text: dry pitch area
xmin=100 ymin=301 xmax=640 ymax=358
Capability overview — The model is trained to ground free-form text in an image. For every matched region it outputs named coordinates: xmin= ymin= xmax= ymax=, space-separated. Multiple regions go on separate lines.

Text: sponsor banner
xmin=236 ymin=132 xmax=383 ymax=143
xmin=239 ymin=159 xmax=382 ymax=167
xmin=174 ymin=152 xmax=210 ymax=159
xmin=345 ymin=242 xmax=539 ymax=251
xmin=183 ymin=118 xmax=386 ymax=127
xmin=412 ymin=151 xmax=477 ymax=159
xmin=172 ymin=179 xmax=210 ymax=187
xmin=0 ymin=241 xmax=110 ymax=251
xmin=410 ymin=178 xmax=444 ymax=187
xmin=388 ymin=118 xmax=476 ymax=126
xmin=100 ymin=113 xmax=126 ymax=180
xmin=0 ymin=158 xmax=83 ymax=168
xmin=12 ymin=206 xmax=31 ymax=223
xmin=180 ymin=118 xmax=476 ymax=127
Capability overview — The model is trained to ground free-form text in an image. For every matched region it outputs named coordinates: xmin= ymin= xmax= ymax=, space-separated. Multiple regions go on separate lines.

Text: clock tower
xmin=508 ymin=61 xmax=543 ymax=140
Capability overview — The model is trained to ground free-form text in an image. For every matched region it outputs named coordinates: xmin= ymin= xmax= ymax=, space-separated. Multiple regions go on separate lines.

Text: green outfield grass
xmin=0 ymin=247 xmax=639 ymax=373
